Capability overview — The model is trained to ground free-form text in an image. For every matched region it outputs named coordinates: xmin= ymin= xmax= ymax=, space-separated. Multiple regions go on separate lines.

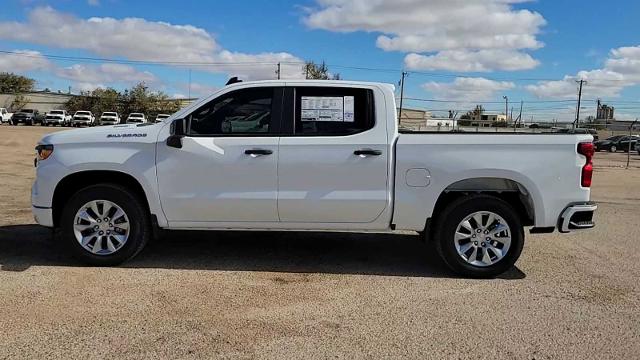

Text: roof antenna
xmin=225 ymin=77 xmax=242 ymax=85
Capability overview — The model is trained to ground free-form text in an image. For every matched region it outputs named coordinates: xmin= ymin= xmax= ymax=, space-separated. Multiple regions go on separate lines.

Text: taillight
xmin=577 ymin=142 xmax=594 ymax=187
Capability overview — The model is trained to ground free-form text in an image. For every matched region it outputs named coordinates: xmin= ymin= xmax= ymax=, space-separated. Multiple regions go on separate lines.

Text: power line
xmin=1 ymin=49 xmax=635 ymax=84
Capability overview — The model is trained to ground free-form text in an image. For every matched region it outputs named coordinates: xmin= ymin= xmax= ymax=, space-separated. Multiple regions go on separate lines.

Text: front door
xmin=157 ymin=86 xmax=282 ymax=224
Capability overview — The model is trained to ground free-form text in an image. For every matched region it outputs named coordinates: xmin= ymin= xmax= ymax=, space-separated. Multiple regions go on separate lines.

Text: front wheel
xmin=433 ymin=195 xmax=524 ymax=278
xmin=610 ymin=145 xmax=617 ymax=152
xmin=60 ymin=184 xmax=151 ymax=266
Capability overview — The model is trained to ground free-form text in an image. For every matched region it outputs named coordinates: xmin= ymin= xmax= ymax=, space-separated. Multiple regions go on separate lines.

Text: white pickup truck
xmin=1 ymin=107 xmax=13 ymax=123
xmin=31 ymin=80 xmax=596 ymax=277
xmin=44 ymin=110 xmax=71 ymax=126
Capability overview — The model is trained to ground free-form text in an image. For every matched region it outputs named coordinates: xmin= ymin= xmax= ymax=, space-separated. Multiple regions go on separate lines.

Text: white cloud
xmin=0 ymin=7 xmax=304 ymax=81
xmin=405 ymin=49 xmax=539 ymax=72
xmin=422 ymin=77 xmax=515 ymax=101
xmin=55 ymin=63 xmax=157 ymax=91
xmin=87 ymin=0 xmax=100 ymax=6
xmin=0 ymin=6 xmax=218 ymax=63
xmin=0 ymin=50 xmax=51 ymax=73
xmin=304 ymin=0 xmax=545 ymax=72
xmin=527 ymin=45 xmax=640 ymax=98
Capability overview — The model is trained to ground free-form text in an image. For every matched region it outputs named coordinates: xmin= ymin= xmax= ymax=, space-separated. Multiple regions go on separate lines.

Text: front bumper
xmin=558 ymin=202 xmax=597 ymax=233
xmin=32 ymin=206 xmax=53 ymax=227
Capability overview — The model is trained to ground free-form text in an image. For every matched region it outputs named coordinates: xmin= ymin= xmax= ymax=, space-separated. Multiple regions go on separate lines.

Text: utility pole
xmin=518 ymin=100 xmax=523 ymax=125
xmin=276 ymin=62 xmax=281 ymax=80
xmin=502 ymin=95 xmax=508 ymax=132
xmin=627 ymin=119 xmax=638 ymax=169
xmin=575 ymin=79 xmax=587 ymax=128
xmin=398 ymin=71 xmax=408 ymax=125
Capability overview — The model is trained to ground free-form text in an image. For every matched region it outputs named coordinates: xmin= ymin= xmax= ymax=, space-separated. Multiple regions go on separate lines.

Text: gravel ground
xmin=1 ymin=125 xmax=639 ymax=359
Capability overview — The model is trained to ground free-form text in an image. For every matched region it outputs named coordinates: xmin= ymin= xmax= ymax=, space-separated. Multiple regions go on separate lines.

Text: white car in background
xmin=1 ymin=107 xmax=13 ymax=123
xmin=126 ymin=113 xmax=147 ymax=123
xmin=44 ymin=110 xmax=71 ymax=126
xmin=72 ymin=111 xmax=95 ymax=127
xmin=99 ymin=112 xmax=121 ymax=126
xmin=154 ymin=114 xmax=171 ymax=123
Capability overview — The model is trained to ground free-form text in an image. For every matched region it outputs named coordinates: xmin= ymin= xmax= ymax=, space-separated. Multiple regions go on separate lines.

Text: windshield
xmin=129 ymin=113 xmax=143 ymax=118
xmin=76 ymin=111 xmax=90 ymax=115
xmin=50 ymin=110 xmax=64 ymax=114
xmin=21 ymin=109 xmax=35 ymax=113
xmin=102 ymin=112 xmax=117 ymax=116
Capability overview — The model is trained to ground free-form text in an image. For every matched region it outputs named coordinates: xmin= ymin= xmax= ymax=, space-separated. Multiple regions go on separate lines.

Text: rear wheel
xmin=434 ymin=195 xmax=524 ymax=278
xmin=610 ymin=145 xmax=617 ymax=152
xmin=60 ymin=184 xmax=150 ymax=266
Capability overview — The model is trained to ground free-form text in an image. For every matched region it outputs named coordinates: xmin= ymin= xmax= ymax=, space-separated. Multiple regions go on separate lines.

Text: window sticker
xmin=301 ymin=96 xmax=353 ymax=122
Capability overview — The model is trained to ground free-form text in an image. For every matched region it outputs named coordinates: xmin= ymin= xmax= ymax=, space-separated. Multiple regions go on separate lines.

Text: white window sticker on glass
xmin=344 ymin=96 xmax=354 ymax=122
xmin=301 ymin=96 xmax=352 ymax=122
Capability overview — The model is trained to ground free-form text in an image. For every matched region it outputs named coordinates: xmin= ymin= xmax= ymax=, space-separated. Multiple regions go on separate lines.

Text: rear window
xmin=50 ymin=110 xmax=63 ymax=114
xmin=76 ymin=111 xmax=90 ymax=115
xmin=103 ymin=112 xmax=117 ymax=116
xmin=294 ymin=87 xmax=374 ymax=136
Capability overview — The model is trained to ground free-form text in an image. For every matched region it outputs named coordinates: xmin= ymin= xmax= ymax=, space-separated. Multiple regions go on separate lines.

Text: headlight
xmin=35 ymin=144 xmax=54 ymax=161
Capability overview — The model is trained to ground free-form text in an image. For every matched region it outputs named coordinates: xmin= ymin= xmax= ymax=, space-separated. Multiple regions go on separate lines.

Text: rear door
xmin=277 ymin=85 xmax=390 ymax=224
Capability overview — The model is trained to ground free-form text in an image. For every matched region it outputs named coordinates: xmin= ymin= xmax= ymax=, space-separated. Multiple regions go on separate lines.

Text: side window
xmin=294 ymin=87 xmax=374 ymax=136
xmin=189 ymin=88 xmax=274 ymax=136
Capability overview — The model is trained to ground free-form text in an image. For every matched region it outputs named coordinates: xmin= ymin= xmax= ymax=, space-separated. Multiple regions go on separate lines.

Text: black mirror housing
xmin=171 ymin=118 xmax=186 ymax=135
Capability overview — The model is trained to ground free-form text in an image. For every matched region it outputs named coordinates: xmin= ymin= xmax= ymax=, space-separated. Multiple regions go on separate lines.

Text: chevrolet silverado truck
xmin=12 ymin=108 xmax=39 ymax=125
xmin=44 ymin=110 xmax=71 ymax=126
xmin=72 ymin=111 xmax=95 ymax=127
xmin=99 ymin=112 xmax=121 ymax=126
xmin=31 ymin=80 xmax=597 ymax=277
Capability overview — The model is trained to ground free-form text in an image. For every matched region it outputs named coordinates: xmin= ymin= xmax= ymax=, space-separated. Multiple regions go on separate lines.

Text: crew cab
xmin=31 ymin=80 xmax=597 ymax=277
xmin=99 ymin=112 xmax=121 ymax=126
xmin=126 ymin=113 xmax=146 ymax=123
xmin=1 ymin=107 xmax=12 ymax=123
xmin=72 ymin=111 xmax=95 ymax=127
xmin=44 ymin=110 xmax=71 ymax=126
xmin=12 ymin=108 xmax=39 ymax=125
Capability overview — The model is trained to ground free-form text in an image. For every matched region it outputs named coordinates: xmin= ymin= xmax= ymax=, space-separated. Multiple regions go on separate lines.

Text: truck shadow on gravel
xmin=0 ymin=224 xmax=525 ymax=279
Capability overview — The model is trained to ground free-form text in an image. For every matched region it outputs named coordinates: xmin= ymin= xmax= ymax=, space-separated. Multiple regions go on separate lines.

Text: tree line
xmin=1 ymin=62 xmax=338 ymax=114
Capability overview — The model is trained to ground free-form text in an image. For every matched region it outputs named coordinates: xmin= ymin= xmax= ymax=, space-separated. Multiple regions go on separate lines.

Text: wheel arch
xmin=52 ymin=170 xmax=151 ymax=228
xmin=430 ymin=177 xmax=536 ymax=231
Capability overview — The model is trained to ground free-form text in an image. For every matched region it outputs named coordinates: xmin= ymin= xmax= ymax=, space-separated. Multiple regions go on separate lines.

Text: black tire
xmin=60 ymin=183 xmax=151 ymax=266
xmin=433 ymin=195 xmax=524 ymax=278
xmin=610 ymin=145 xmax=617 ymax=152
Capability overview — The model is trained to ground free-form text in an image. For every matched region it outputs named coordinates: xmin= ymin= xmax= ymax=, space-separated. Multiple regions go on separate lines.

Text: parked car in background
xmin=154 ymin=114 xmax=171 ymax=122
xmin=595 ymin=135 xmax=639 ymax=152
xmin=126 ymin=113 xmax=147 ymax=123
xmin=44 ymin=110 xmax=71 ymax=126
xmin=594 ymin=135 xmax=624 ymax=152
xmin=99 ymin=112 xmax=121 ymax=125
xmin=32 ymin=79 xmax=597 ymax=278
xmin=617 ymin=135 xmax=640 ymax=152
xmin=72 ymin=111 xmax=95 ymax=127
xmin=11 ymin=109 xmax=39 ymax=126
xmin=1 ymin=107 xmax=13 ymax=123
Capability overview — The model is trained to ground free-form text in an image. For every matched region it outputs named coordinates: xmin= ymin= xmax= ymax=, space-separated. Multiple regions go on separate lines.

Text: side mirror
xmin=167 ymin=119 xmax=186 ymax=149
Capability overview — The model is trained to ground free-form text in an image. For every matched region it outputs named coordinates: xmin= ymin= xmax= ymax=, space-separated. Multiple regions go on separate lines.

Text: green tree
xmin=0 ymin=72 xmax=36 ymax=93
xmin=303 ymin=61 xmax=341 ymax=80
